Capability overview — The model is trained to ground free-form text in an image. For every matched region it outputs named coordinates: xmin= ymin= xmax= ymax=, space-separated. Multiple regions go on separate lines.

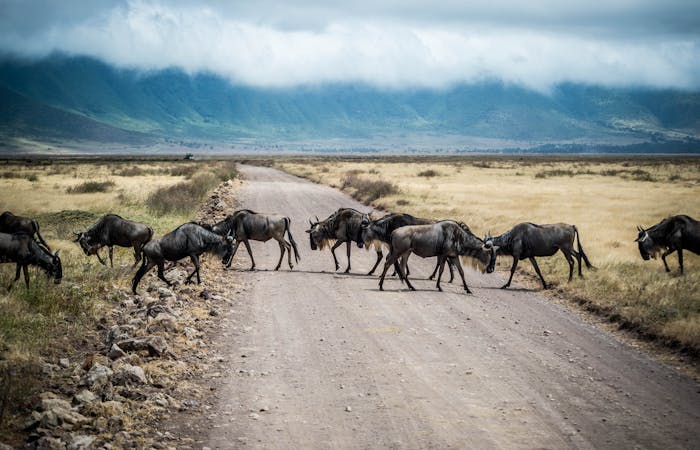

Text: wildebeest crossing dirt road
xmin=200 ymin=165 xmax=699 ymax=449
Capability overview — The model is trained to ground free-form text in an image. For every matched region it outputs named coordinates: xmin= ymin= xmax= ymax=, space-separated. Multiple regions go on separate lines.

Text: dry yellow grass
xmin=278 ymin=156 xmax=700 ymax=353
xmin=0 ymin=159 xmax=235 ymax=433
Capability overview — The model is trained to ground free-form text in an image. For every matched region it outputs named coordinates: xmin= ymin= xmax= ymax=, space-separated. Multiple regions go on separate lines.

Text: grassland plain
xmin=0 ymin=158 xmax=237 ymax=441
xmin=276 ymin=156 xmax=700 ymax=356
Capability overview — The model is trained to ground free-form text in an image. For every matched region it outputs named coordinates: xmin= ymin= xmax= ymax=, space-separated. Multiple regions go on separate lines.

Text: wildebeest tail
xmin=146 ymin=226 xmax=154 ymax=243
xmin=32 ymin=219 xmax=51 ymax=251
xmin=573 ymin=225 xmax=594 ymax=269
xmin=285 ymin=217 xmax=300 ymax=263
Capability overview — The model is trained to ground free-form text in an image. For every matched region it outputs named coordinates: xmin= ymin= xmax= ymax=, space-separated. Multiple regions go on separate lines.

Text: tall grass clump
xmin=417 ymin=169 xmax=440 ymax=177
xmin=213 ymin=160 xmax=238 ymax=181
xmin=66 ymin=180 xmax=116 ymax=194
xmin=147 ymin=172 xmax=219 ymax=216
xmin=113 ymin=165 xmax=146 ymax=177
xmin=341 ymin=173 xmax=399 ymax=203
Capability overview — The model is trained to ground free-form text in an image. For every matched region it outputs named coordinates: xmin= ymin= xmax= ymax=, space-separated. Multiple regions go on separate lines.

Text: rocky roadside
xmin=1 ymin=179 xmax=243 ymax=450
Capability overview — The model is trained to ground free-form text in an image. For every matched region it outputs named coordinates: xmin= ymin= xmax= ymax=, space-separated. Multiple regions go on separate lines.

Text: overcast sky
xmin=1 ymin=0 xmax=699 ymax=91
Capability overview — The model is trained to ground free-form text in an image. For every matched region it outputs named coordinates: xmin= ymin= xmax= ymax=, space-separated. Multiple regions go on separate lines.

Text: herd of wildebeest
xmin=0 ymin=207 xmax=698 ymax=294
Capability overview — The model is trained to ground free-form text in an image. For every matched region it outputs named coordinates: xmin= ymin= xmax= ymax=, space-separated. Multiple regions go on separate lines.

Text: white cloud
xmin=0 ymin=0 xmax=699 ymax=91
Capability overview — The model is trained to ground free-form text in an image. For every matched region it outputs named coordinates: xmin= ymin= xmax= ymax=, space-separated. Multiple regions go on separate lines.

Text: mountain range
xmin=0 ymin=54 xmax=699 ymax=152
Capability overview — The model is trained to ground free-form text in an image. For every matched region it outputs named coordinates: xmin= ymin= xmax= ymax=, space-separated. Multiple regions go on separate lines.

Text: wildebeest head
xmin=466 ymin=236 xmax=498 ymax=274
xmin=306 ymin=218 xmax=323 ymax=251
xmin=360 ymin=220 xmax=383 ymax=252
xmin=43 ymin=249 xmax=63 ymax=284
xmin=73 ymin=231 xmax=97 ymax=256
xmin=221 ymin=234 xmax=235 ymax=266
xmin=635 ymin=225 xmax=659 ymax=260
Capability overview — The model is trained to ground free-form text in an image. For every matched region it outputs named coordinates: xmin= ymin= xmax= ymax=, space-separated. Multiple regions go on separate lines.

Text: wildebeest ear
xmin=305 ymin=229 xmax=311 ymax=233
xmin=54 ymin=250 xmax=61 ymax=257
xmin=226 ymin=235 xmax=233 ymax=243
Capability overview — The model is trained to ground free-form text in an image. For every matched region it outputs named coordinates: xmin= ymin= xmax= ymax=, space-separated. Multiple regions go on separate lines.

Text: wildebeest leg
xmin=275 ymin=240 xmax=286 ymax=271
xmin=132 ymin=244 xmax=141 ymax=267
xmin=226 ymin=241 xmax=242 ymax=268
xmin=22 ymin=264 xmax=30 ymax=288
xmin=572 ymin=250 xmax=583 ymax=277
xmin=283 ymin=239 xmax=293 ymax=269
xmin=678 ymin=248 xmax=684 ymax=274
xmin=8 ymin=264 xmax=21 ymax=290
xmin=660 ymin=248 xmax=675 ymax=273
xmin=501 ymin=257 xmax=519 ymax=289
xmin=562 ymin=250 xmax=575 ymax=281
xmin=242 ymin=239 xmax=256 ymax=270
xmin=367 ymin=249 xmax=383 ymax=276
xmin=330 ymin=240 xmax=343 ymax=271
xmin=108 ymin=246 xmax=114 ymax=268
xmin=95 ymin=248 xmax=107 ymax=266
xmin=186 ymin=255 xmax=201 ymax=284
xmin=398 ymin=253 xmax=415 ymax=291
xmin=528 ymin=257 xmax=548 ymax=289
xmin=429 ymin=259 xmax=454 ymax=282
xmin=132 ymin=259 xmax=156 ymax=294
xmin=157 ymin=262 xmax=172 ymax=285
xmin=344 ymin=241 xmax=352 ymax=273
xmin=450 ymin=256 xmax=472 ymax=294
xmin=379 ymin=252 xmax=400 ymax=291
xmin=428 ymin=261 xmax=439 ymax=280
xmin=435 ymin=256 xmax=447 ymax=291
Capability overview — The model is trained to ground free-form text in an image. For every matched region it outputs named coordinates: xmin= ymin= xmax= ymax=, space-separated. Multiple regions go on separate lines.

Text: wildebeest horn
xmin=315 ymin=216 xmax=320 ymax=222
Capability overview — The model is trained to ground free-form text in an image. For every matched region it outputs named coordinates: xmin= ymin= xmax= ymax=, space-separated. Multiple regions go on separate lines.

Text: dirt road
xmin=203 ymin=165 xmax=699 ymax=449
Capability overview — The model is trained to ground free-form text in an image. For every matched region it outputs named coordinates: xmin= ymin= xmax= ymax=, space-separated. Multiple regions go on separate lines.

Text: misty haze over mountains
xmin=0 ymin=55 xmax=699 ymax=153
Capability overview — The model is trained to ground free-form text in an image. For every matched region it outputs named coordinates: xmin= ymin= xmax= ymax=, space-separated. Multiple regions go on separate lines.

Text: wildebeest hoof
xmin=500 ymin=284 xmax=510 ymax=289
xmin=344 ymin=268 xmax=350 ymax=274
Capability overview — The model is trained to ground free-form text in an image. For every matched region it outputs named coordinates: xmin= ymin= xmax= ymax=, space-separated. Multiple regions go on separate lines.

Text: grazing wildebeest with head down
xmin=74 ymin=214 xmax=153 ymax=267
xmin=379 ymin=220 xmax=496 ymax=293
xmin=635 ymin=214 xmax=700 ymax=274
xmin=361 ymin=212 xmax=455 ymax=280
xmin=306 ymin=208 xmax=376 ymax=273
xmin=0 ymin=232 xmax=62 ymax=289
xmin=209 ymin=209 xmax=300 ymax=271
xmin=0 ymin=211 xmax=51 ymax=250
xmin=131 ymin=223 xmax=233 ymax=294
xmin=485 ymin=222 xmax=593 ymax=290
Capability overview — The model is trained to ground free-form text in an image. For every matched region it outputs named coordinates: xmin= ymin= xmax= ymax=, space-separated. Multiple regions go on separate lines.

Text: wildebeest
xmin=0 ymin=211 xmax=51 ymax=250
xmin=306 ymin=208 xmax=375 ymax=273
xmin=74 ymin=214 xmax=153 ymax=267
xmin=0 ymin=232 xmax=62 ymax=289
xmin=132 ymin=223 xmax=233 ymax=294
xmin=378 ymin=220 xmax=496 ymax=293
xmin=208 ymin=209 xmax=300 ymax=271
xmin=361 ymin=212 xmax=455 ymax=280
xmin=635 ymin=214 xmax=700 ymax=274
xmin=485 ymin=222 xmax=593 ymax=289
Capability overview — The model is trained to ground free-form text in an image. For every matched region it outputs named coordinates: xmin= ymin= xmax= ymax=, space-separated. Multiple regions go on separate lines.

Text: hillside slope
xmin=0 ymin=55 xmax=698 ymax=144
xmin=0 ymin=85 xmax=154 ymax=146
